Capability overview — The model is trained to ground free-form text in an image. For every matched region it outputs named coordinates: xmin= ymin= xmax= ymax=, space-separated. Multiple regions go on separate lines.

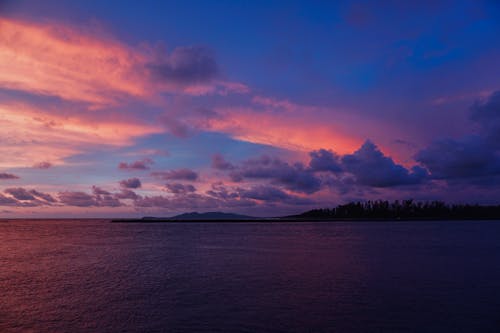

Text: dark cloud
xmin=4 ymin=187 xmax=36 ymax=200
xmin=134 ymin=192 xmax=248 ymax=210
xmin=114 ymin=189 xmax=139 ymax=200
xmin=237 ymin=185 xmax=289 ymax=202
xmin=309 ymin=149 xmax=342 ymax=172
xmin=470 ymin=91 xmax=500 ymax=146
xmin=92 ymin=186 xmax=111 ymax=196
xmin=0 ymin=173 xmax=19 ymax=180
xmin=59 ymin=189 xmax=122 ymax=207
xmin=29 ymin=189 xmax=56 ymax=203
xmin=415 ymin=136 xmax=500 ymax=180
xmin=341 ymin=140 xmax=427 ymax=187
xmin=0 ymin=193 xmax=18 ymax=206
xmin=118 ymin=158 xmax=154 ymax=171
xmin=147 ymin=46 xmax=218 ymax=85
xmin=33 ymin=161 xmax=52 ymax=169
xmin=120 ymin=178 xmax=142 ymax=189
xmin=230 ymin=155 xmax=322 ymax=194
xmin=206 ymin=182 xmax=239 ymax=200
xmin=165 ymin=183 xmax=196 ymax=194
xmin=152 ymin=168 xmax=198 ymax=181
xmin=133 ymin=195 xmax=171 ymax=208
xmin=92 ymin=186 xmax=122 ymax=207
xmin=415 ymin=91 xmax=500 ymax=182
xmin=212 ymin=154 xmax=235 ymax=170
xmin=96 ymin=194 xmax=122 ymax=207
xmin=58 ymin=191 xmax=97 ymax=207
xmin=2 ymin=188 xmax=55 ymax=206
xmin=235 ymin=185 xmax=314 ymax=206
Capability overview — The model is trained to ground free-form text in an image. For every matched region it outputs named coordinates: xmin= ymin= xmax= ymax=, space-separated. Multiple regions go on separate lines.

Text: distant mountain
xmin=168 ymin=211 xmax=255 ymax=220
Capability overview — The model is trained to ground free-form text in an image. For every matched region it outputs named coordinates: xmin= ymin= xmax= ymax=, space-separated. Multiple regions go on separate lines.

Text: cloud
xmin=205 ymin=182 xmax=240 ymax=200
xmin=415 ymin=136 xmax=500 ymax=179
xmin=470 ymin=90 xmax=500 ymax=146
xmin=5 ymin=187 xmax=36 ymax=200
xmin=114 ymin=189 xmax=139 ymax=200
xmin=0 ymin=193 xmax=19 ymax=206
xmin=0 ymin=173 xmax=19 ymax=179
xmin=0 ymin=18 xmax=149 ymax=106
xmin=165 ymin=183 xmax=196 ymax=194
xmin=146 ymin=46 xmax=218 ymax=86
xmin=211 ymin=154 xmax=235 ymax=170
xmin=119 ymin=178 xmax=142 ymax=189
xmin=342 ymin=140 xmax=427 ymax=187
xmin=309 ymin=149 xmax=342 ymax=172
xmin=152 ymin=168 xmax=199 ymax=181
xmin=96 ymin=194 xmax=122 ymax=207
xmin=118 ymin=158 xmax=154 ymax=171
xmin=206 ymin=106 xmax=363 ymax=154
xmin=33 ymin=161 xmax=52 ymax=169
xmin=133 ymin=195 xmax=171 ymax=208
xmin=29 ymin=189 xmax=56 ymax=203
xmin=0 ymin=101 xmax=161 ymax=168
xmin=229 ymin=155 xmax=322 ymax=194
xmin=58 ymin=191 xmax=97 ymax=207
xmin=237 ymin=185 xmax=289 ymax=202
xmin=3 ymin=187 xmax=55 ymax=205
xmin=133 ymin=192 xmax=253 ymax=210
xmin=92 ymin=186 xmax=111 ymax=196
xmin=415 ymin=91 xmax=500 ymax=182
xmin=59 ymin=189 xmax=122 ymax=207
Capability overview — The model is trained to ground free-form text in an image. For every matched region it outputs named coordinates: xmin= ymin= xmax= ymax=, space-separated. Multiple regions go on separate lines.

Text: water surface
xmin=1 ymin=220 xmax=499 ymax=332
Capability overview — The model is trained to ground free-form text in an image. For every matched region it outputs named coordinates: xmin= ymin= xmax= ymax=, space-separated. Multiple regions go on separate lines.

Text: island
xmin=111 ymin=200 xmax=500 ymax=223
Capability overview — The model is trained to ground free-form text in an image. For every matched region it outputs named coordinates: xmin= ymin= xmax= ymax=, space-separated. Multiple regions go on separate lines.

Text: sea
xmin=1 ymin=219 xmax=500 ymax=332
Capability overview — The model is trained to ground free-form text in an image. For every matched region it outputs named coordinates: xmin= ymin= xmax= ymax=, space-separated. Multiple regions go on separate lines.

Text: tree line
xmin=292 ymin=200 xmax=500 ymax=220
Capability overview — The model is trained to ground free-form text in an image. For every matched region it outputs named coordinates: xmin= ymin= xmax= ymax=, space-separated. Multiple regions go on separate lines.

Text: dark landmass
xmin=288 ymin=200 xmax=500 ymax=221
xmin=112 ymin=200 xmax=500 ymax=223
xmin=113 ymin=211 xmax=261 ymax=223
xmin=168 ymin=211 xmax=255 ymax=220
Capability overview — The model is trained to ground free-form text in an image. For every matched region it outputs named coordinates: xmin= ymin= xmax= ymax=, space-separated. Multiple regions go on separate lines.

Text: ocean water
xmin=1 ymin=220 xmax=500 ymax=332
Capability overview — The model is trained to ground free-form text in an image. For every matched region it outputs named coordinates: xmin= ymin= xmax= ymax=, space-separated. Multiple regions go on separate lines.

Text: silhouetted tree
xmin=292 ymin=200 xmax=500 ymax=220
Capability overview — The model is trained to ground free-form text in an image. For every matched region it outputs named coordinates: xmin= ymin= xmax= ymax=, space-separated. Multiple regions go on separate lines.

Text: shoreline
xmin=110 ymin=217 xmax=500 ymax=223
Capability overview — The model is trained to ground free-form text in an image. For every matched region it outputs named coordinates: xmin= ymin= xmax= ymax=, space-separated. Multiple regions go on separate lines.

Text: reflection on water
xmin=1 ymin=220 xmax=500 ymax=332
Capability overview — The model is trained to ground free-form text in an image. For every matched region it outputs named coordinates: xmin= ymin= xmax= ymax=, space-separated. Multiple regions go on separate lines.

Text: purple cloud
xmin=416 ymin=136 xmax=500 ymax=180
xmin=0 ymin=173 xmax=19 ymax=180
xmin=470 ymin=91 xmax=500 ymax=146
xmin=114 ymin=189 xmax=139 ymax=200
xmin=92 ymin=186 xmax=111 ymax=196
xmin=238 ymin=185 xmax=314 ymax=205
xmin=59 ymin=189 xmax=122 ymax=207
xmin=212 ymin=154 xmax=235 ymax=170
xmin=165 ymin=183 xmax=196 ymax=194
xmin=0 ymin=193 xmax=19 ymax=206
xmin=416 ymin=91 xmax=500 ymax=182
xmin=118 ymin=158 xmax=154 ymax=171
xmin=229 ymin=155 xmax=322 ymax=194
xmin=120 ymin=178 xmax=142 ymax=189
xmin=33 ymin=161 xmax=52 ymax=169
xmin=5 ymin=187 xmax=36 ymax=200
xmin=152 ymin=168 xmax=199 ymax=181
xmin=58 ymin=191 xmax=97 ymax=207
xmin=29 ymin=189 xmax=56 ymax=203
xmin=341 ymin=140 xmax=427 ymax=187
xmin=147 ymin=46 xmax=218 ymax=85
xmin=309 ymin=149 xmax=342 ymax=172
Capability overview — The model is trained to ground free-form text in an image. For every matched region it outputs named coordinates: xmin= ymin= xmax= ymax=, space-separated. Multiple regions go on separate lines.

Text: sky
xmin=0 ymin=0 xmax=499 ymax=217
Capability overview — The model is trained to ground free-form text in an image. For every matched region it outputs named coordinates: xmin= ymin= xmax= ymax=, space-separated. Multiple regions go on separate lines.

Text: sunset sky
xmin=0 ymin=0 xmax=499 ymax=217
